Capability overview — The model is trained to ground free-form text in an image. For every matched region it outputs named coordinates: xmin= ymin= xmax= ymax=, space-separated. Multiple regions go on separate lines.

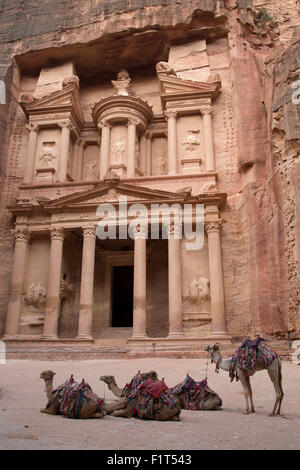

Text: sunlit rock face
xmin=0 ymin=0 xmax=299 ymax=345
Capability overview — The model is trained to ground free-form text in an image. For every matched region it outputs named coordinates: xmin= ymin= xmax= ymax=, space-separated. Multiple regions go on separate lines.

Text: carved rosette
xmin=50 ymin=227 xmax=65 ymax=241
xmin=83 ymin=226 xmax=96 ymax=239
xmin=205 ymin=220 xmax=223 ymax=233
xmin=14 ymin=228 xmax=29 ymax=243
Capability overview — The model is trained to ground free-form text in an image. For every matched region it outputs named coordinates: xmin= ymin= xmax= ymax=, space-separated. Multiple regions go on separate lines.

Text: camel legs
xmin=268 ymin=363 xmax=284 ymax=416
xmin=202 ymin=396 xmax=222 ymax=411
xmin=112 ymin=400 xmax=135 ymax=418
xmin=238 ymin=371 xmax=254 ymax=414
xmin=105 ymin=400 xmax=125 ymax=415
xmin=246 ymin=377 xmax=255 ymax=413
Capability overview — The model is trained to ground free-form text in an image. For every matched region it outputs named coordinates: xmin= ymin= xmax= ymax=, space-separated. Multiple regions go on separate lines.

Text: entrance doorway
xmin=111 ymin=266 xmax=134 ymax=327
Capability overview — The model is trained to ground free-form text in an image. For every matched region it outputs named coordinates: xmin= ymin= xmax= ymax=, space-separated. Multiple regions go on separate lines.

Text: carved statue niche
xmin=190 ymin=277 xmax=210 ymax=305
xmin=182 ymin=130 xmax=201 ymax=152
xmin=24 ymin=283 xmax=46 ymax=309
xmin=112 ymin=139 xmax=126 ymax=164
xmin=111 ymin=69 xmax=133 ymax=96
xmin=37 ymin=142 xmax=57 ymax=169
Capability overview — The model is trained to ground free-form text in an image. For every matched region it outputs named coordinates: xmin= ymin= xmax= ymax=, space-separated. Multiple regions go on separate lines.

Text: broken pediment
xmin=157 ymin=70 xmax=221 ymax=110
xmin=19 ymin=79 xmax=84 ymax=128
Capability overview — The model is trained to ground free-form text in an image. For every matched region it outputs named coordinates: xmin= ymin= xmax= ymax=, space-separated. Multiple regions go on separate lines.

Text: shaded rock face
xmin=0 ymin=0 xmax=300 ymax=339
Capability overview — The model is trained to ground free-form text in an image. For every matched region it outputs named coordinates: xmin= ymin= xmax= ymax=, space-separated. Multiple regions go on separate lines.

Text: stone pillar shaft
xmin=146 ymin=133 xmax=152 ymax=176
xmin=202 ymin=108 xmax=215 ymax=172
xmin=127 ymin=120 xmax=137 ymax=178
xmin=166 ymin=111 xmax=178 ymax=175
xmin=132 ymin=232 xmax=147 ymax=338
xmin=99 ymin=121 xmax=111 ymax=179
xmin=76 ymin=141 xmax=85 ymax=181
xmin=140 ymin=134 xmax=147 ymax=175
xmin=58 ymin=123 xmax=71 ymax=182
xmin=77 ymin=227 xmax=96 ymax=339
xmin=206 ymin=221 xmax=226 ymax=335
xmin=24 ymin=124 xmax=38 ymax=184
xmin=42 ymin=228 xmax=64 ymax=339
xmin=4 ymin=229 xmax=29 ymax=337
xmin=168 ymin=228 xmax=183 ymax=337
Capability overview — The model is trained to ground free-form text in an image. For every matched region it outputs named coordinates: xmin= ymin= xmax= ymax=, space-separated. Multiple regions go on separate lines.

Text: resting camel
xmin=100 ymin=371 xmax=181 ymax=421
xmin=40 ymin=370 xmax=105 ymax=419
xmin=170 ymin=375 xmax=222 ymax=410
xmin=205 ymin=343 xmax=284 ymax=416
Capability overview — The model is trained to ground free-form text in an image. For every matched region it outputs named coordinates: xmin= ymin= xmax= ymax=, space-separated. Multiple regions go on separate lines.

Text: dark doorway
xmin=111 ymin=266 xmax=134 ymax=327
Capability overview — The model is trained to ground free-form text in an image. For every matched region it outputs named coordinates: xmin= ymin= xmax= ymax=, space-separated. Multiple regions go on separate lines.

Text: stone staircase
xmin=4 ymin=337 xmax=293 ymax=361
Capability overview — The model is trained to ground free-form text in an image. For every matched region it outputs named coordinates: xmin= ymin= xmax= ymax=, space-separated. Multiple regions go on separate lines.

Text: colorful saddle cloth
xmin=122 ymin=373 xmax=178 ymax=419
xmin=47 ymin=375 xmax=103 ymax=418
xmin=229 ymin=338 xmax=278 ymax=382
xmin=170 ymin=375 xmax=222 ymax=410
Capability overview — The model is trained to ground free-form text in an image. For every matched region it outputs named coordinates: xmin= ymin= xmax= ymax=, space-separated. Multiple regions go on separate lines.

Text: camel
xmin=100 ymin=371 xmax=181 ymax=421
xmin=40 ymin=370 xmax=105 ymax=419
xmin=205 ymin=343 xmax=284 ymax=416
xmin=170 ymin=375 xmax=222 ymax=410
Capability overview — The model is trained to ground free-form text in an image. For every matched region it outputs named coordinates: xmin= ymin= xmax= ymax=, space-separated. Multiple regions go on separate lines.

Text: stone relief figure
xmin=111 ymin=69 xmax=132 ymax=96
xmin=84 ymin=160 xmax=98 ymax=180
xmin=112 ymin=140 xmax=126 ymax=164
xmin=156 ymin=61 xmax=177 ymax=77
xmin=182 ymin=130 xmax=201 ymax=152
xmin=38 ymin=142 xmax=57 ymax=168
xmin=24 ymin=283 xmax=46 ymax=309
xmin=60 ymin=279 xmax=74 ymax=299
xmin=189 ymin=277 xmax=210 ymax=304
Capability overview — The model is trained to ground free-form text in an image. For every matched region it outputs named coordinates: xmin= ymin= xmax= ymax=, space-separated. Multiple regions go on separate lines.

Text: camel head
xmin=40 ymin=370 xmax=56 ymax=382
xmin=204 ymin=344 xmax=220 ymax=359
xmin=99 ymin=375 xmax=116 ymax=386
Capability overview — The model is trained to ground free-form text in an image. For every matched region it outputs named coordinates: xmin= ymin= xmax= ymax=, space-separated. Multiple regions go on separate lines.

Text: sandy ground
xmin=0 ymin=358 xmax=299 ymax=450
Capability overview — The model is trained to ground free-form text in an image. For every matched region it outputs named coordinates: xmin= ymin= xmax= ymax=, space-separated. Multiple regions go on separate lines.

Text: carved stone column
xmin=168 ymin=222 xmax=183 ymax=337
xmin=99 ymin=120 xmax=111 ymax=179
xmin=57 ymin=122 xmax=72 ymax=182
xmin=42 ymin=228 xmax=65 ymax=339
xmin=166 ymin=110 xmax=178 ymax=175
xmin=132 ymin=226 xmax=147 ymax=338
xmin=76 ymin=140 xmax=85 ymax=181
xmin=127 ymin=118 xmax=138 ymax=178
xmin=139 ymin=133 xmax=147 ymax=175
xmin=201 ymin=106 xmax=215 ymax=172
xmin=146 ymin=131 xmax=153 ymax=176
xmin=4 ymin=228 xmax=29 ymax=338
xmin=24 ymin=123 xmax=39 ymax=184
xmin=77 ymin=227 xmax=96 ymax=339
xmin=206 ymin=220 xmax=227 ymax=335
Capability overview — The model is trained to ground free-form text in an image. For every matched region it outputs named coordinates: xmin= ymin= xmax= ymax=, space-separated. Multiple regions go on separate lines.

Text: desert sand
xmin=0 ymin=358 xmax=299 ymax=450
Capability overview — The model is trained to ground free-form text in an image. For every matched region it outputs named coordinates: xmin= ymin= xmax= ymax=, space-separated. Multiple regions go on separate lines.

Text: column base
xmin=2 ymin=335 xmax=20 ymax=341
xmin=131 ymin=334 xmax=148 ymax=340
xmin=167 ymin=332 xmax=185 ymax=339
xmin=208 ymin=331 xmax=230 ymax=339
xmin=76 ymin=334 xmax=93 ymax=341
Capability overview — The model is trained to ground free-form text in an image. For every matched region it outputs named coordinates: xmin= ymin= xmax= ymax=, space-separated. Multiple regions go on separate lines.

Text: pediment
xmin=158 ymin=74 xmax=221 ymax=109
xmin=20 ymin=83 xmax=84 ymax=123
xmin=44 ymin=182 xmax=184 ymax=211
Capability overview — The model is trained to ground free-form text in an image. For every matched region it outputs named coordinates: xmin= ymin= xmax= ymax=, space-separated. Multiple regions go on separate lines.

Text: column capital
xmin=200 ymin=105 xmax=214 ymax=116
xmin=145 ymin=130 xmax=153 ymax=140
xmin=205 ymin=219 xmax=223 ymax=233
xmin=98 ymin=119 xmax=112 ymax=130
xmin=26 ymin=122 xmax=39 ymax=132
xmin=50 ymin=227 xmax=65 ymax=241
xmin=166 ymin=220 xmax=182 ymax=238
xmin=165 ymin=110 xmax=178 ymax=119
xmin=133 ymin=224 xmax=147 ymax=239
xmin=58 ymin=121 xmax=74 ymax=131
xmin=127 ymin=117 xmax=140 ymax=127
xmin=14 ymin=227 xmax=29 ymax=242
xmin=82 ymin=226 xmax=97 ymax=239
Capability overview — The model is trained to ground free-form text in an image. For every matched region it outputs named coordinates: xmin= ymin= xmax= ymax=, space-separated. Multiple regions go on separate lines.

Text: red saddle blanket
xmin=139 ymin=379 xmax=168 ymax=398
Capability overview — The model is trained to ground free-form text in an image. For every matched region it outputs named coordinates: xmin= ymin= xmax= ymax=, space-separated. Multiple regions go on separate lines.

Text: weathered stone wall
xmin=0 ymin=0 xmax=299 ymax=339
